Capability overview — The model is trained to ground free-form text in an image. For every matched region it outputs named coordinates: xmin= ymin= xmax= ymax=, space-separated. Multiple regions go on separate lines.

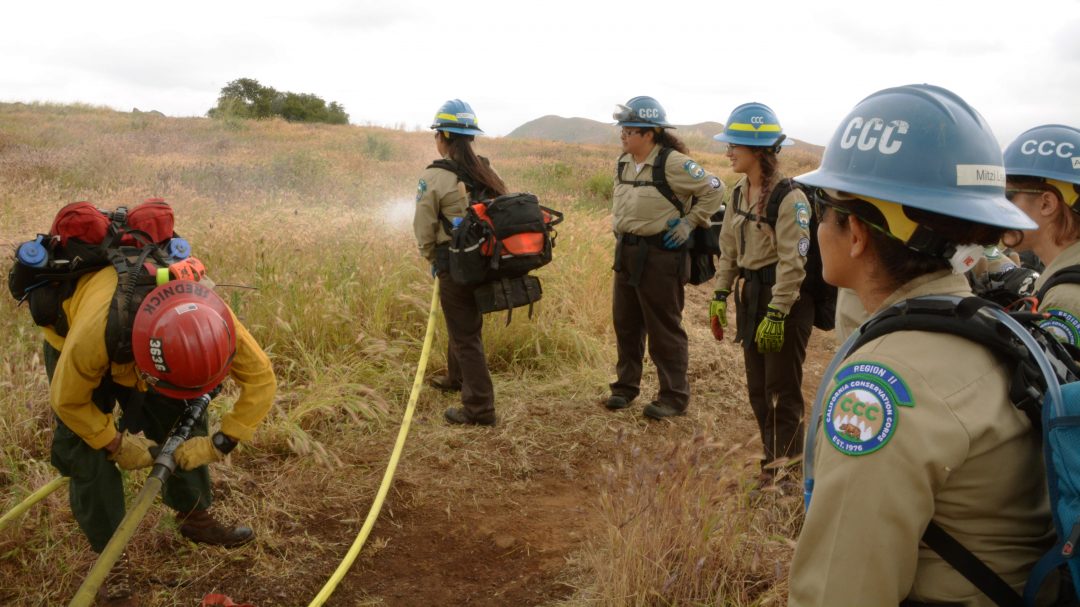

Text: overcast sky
xmin=3 ymin=0 xmax=1079 ymax=147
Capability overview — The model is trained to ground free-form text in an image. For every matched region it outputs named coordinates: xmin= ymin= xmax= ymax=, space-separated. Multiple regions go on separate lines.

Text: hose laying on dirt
xmin=0 ymin=475 xmax=68 ymax=533
xmin=307 ymin=280 xmax=440 ymax=607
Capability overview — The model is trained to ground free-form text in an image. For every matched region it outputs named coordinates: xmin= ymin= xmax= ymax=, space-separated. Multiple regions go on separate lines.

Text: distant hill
xmin=507 ymin=115 xmax=824 ymax=157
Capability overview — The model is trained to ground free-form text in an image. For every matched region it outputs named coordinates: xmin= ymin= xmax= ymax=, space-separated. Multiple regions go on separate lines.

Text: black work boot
xmin=428 ymin=375 xmax=463 ymax=393
xmin=605 ymin=394 xmax=634 ymax=410
xmin=643 ymin=401 xmax=686 ymax=420
xmin=176 ymin=509 xmax=254 ymax=548
xmin=444 ymin=407 xmax=496 ymax=426
xmin=95 ymin=552 xmax=139 ymax=607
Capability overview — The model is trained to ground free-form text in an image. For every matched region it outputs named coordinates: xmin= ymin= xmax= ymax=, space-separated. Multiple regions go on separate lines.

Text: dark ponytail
xmin=444 ymin=133 xmax=508 ymax=198
xmin=653 ymin=128 xmax=689 ymax=154
xmin=754 ymin=149 xmax=780 ymax=217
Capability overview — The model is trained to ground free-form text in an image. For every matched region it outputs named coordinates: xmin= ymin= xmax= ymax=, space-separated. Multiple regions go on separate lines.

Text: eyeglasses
xmin=1005 ymin=188 xmax=1046 ymax=202
xmin=621 ymin=127 xmax=641 ymax=138
xmin=811 ymin=189 xmax=852 ymax=221
xmin=724 ymin=144 xmax=743 ymax=154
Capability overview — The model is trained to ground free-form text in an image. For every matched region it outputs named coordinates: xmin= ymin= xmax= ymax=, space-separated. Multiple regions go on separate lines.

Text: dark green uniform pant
xmin=611 ymin=240 xmax=691 ymax=411
xmin=44 ymin=342 xmax=212 ymax=553
xmin=736 ymin=280 xmax=814 ymax=469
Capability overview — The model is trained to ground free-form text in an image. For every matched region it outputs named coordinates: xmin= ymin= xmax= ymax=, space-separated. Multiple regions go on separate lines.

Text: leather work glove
xmin=106 ymin=431 xmax=158 ymax=470
xmin=662 ymin=218 xmax=692 ymax=249
xmin=709 ymin=290 xmax=729 ymax=341
xmin=755 ymin=306 xmax=787 ymax=354
xmin=174 ymin=436 xmax=226 ymax=471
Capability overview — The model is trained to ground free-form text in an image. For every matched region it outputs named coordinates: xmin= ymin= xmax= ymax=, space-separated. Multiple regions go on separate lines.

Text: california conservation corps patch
xmin=1040 ymin=309 xmax=1080 ymax=346
xmin=795 ymin=200 xmax=811 ymax=229
xmin=797 ymin=237 xmax=810 ymax=257
xmin=709 ymin=176 xmax=722 ymax=190
xmin=416 ymin=179 xmax=427 ymax=202
xmin=824 ymin=361 xmax=914 ymax=456
xmin=683 ymin=160 xmax=706 ymax=180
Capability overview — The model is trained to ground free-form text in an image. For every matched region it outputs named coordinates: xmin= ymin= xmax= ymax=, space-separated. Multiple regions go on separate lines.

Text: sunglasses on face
xmin=811 ymin=189 xmax=852 ymax=221
xmin=1005 ymin=188 xmax=1046 ymax=202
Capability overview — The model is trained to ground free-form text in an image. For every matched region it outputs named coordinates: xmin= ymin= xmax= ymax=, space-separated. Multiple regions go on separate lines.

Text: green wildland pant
xmin=44 ymin=342 xmax=212 ymax=553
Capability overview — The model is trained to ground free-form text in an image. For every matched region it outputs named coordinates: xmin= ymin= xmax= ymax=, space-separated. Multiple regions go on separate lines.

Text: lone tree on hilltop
xmin=208 ymin=78 xmax=349 ymax=125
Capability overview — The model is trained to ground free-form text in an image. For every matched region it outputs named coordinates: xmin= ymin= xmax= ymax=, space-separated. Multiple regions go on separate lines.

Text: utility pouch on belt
xmin=474 ymin=275 xmax=542 ymax=326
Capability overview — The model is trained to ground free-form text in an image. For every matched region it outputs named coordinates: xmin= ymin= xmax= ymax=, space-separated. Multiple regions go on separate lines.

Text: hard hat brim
xmin=713 ymin=132 xmax=793 ymax=147
xmin=431 ymin=125 xmax=485 ymax=136
xmin=614 ymin=121 xmax=674 ymax=129
xmin=795 ymin=169 xmax=1038 ymax=231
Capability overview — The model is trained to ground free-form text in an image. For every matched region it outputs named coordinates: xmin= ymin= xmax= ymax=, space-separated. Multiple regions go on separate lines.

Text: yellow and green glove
xmin=755 ymin=306 xmax=787 ymax=353
xmin=106 ymin=431 xmax=157 ymax=470
xmin=174 ymin=436 xmax=227 ymax=471
xmin=709 ymin=290 xmax=729 ymax=341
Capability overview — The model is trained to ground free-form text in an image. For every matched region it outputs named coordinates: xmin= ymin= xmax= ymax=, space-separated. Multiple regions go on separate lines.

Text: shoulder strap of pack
xmin=427 ymin=158 xmax=472 ymax=235
xmin=731 ymin=179 xmax=795 ymax=225
xmin=1035 ymin=264 xmax=1080 ymax=303
xmin=615 ymin=147 xmax=686 ymax=216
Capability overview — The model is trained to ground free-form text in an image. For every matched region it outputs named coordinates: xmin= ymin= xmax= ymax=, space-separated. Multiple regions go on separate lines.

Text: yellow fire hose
xmin=0 ymin=475 xmax=69 ymax=533
xmin=307 ymin=280 xmax=440 ymax=607
xmin=69 ymin=393 xmax=213 ymax=607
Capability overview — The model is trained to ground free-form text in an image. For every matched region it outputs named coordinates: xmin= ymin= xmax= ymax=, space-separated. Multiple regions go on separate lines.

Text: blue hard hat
xmin=1004 ymin=124 xmax=1080 ymax=185
xmin=430 ymin=99 xmax=484 ymax=136
xmin=795 ymin=84 xmax=1036 ymax=230
xmin=613 ymin=96 xmax=674 ymax=129
xmin=713 ymin=102 xmax=793 ymax=148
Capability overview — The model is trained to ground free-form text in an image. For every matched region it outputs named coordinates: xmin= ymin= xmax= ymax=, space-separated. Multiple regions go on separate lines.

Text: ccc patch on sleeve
xmin=824 ymin=361 xmax=914 ymax=456
xmin=709 ymin=176 xmax=722 ymax=190
xmin=683 ymin=160 xmax=706 ymax=180
xmin=795 ymin=200 xmax=811 ymax=229
xmin=416 ymin=178 xmax=427 ymax=203
xmin=797 ymin=237 xmax=810 ymax=257
xmin=1040 ymin=309 xmax=1080 ymax=346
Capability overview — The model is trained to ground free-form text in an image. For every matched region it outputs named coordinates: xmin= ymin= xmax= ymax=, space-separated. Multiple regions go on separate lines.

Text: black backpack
xmin=615 ymin=147 xmax=724 ymax=286
xmin=730 ymin=179 xmax=837 ymax=330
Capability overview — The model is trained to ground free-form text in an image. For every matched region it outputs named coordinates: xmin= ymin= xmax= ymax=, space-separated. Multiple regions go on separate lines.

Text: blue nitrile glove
xmin=663 ymin=218 xmax=692 ymax=249
xmin=755 ymin=306 xmax=787 ymax=353
xmin=431 ymin=264 xmax=437 ymax=278
xmin=709 ymin=290 xmax=729 ymax=341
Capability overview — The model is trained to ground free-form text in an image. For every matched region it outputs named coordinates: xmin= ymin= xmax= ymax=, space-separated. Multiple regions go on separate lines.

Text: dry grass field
xmin=0 ymin=102 xmax=828 ymax=606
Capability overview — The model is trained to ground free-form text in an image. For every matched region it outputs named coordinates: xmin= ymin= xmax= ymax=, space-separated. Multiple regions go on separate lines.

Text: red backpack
xmin=9 ymin=198 xmax=206 ymax=363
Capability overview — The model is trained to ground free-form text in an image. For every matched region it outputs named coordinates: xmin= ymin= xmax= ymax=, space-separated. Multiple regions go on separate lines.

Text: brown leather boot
xmin=176 ymin=509 xmax=254 ymax=548
xmin=95 ymin=552 xmax=140 ymax=607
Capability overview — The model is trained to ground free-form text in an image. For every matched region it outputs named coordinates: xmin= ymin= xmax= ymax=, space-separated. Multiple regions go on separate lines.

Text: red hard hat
xmin=132 ymin=280 xmax=236 ymax=399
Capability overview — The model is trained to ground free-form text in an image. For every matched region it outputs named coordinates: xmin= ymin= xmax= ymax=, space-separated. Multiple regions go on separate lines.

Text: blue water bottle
xmin=16 ymin=236 xmax=49 ymax=268
xmin=451 ymin=217 xmax=463 ymax=229
xmin=167 ymin=237 xmax=191 ymax=260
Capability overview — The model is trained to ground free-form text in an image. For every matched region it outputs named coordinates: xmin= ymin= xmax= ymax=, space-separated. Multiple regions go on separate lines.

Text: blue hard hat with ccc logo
xmin=613 ymin=96 xmax=673 ymax=129
xmin=713 ymin=102 xmax=793 ymax=148
xmin=430 ymin=99 xmax=484 ymax=136
xmin=1004 ymin=124 xmax=1080 ymax=185
xmin=795 ymin=84 xmax=1036 ymax=230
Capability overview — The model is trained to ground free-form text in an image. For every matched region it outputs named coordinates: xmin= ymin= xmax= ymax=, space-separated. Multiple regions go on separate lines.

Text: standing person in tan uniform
xmin=709 ymin=102 xmax=811 ymax=488
xmin=413 ymin=99 xmax=506 ymax=426
xmin=791 ymin=84 xmax=1054 ymax=607
xmin=606 ymin=96 xmax=724 ymax=419
xmin=1003 ymin=124 xmax=1080 ymax=346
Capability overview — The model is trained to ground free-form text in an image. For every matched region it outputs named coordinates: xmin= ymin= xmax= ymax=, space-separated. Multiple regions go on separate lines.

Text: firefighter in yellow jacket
xmin=1004 ymin=124 xmax=1080 ymax=346
xmin=606 ymin=96 xmax=724 ymax=419
xmin=709 ymin=102 xmax=811 ymax=489
xmin=44 ymin=268 xmax=275 ymax=605
xmin=413 ymin=99 xmax=507 ymax=426
xmin=791 ymin=85 xmax=1054 ymax=607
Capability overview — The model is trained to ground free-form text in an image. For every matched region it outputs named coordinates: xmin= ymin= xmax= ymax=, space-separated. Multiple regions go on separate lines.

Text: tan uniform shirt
xmin=714 ymin=174 xmax=810 ymax=314
xmin=413 ymin=163 xmax=470 ymax=263
xmin=790 ymin=271 xmax=1053 ymax=607
xmin=1035 ymin=240 xmax=1080 ymax=347
xmin=42 ymin=268 xmax=277 ymax=449
xmin=610 ymin=144 xmax=724 ymax=237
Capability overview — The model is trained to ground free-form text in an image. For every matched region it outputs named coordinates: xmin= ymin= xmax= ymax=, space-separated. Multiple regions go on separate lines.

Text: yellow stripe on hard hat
xmin=727 ymin=122 xmax=783 ymax=133
xmin=436 ymin=112 xmax=462 ymax=123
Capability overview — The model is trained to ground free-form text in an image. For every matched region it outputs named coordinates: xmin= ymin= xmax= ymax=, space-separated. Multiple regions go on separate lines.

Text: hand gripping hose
xmin=307 ymin=279 xmax=440 ymax=607
xmin=0 ymin=476 xmax=69 ymax=533
xmin=68 ymin=393 xmax=213 ymax=607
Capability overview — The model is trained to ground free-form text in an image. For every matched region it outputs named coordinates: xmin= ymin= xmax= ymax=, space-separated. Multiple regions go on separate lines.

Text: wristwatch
xmin=211 ymin=431 xmax=238 ymax=455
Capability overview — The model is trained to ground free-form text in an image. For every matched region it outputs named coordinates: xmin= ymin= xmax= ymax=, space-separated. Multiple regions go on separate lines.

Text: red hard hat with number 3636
xmin=132 ymin=280 xmax=236 ymax=399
